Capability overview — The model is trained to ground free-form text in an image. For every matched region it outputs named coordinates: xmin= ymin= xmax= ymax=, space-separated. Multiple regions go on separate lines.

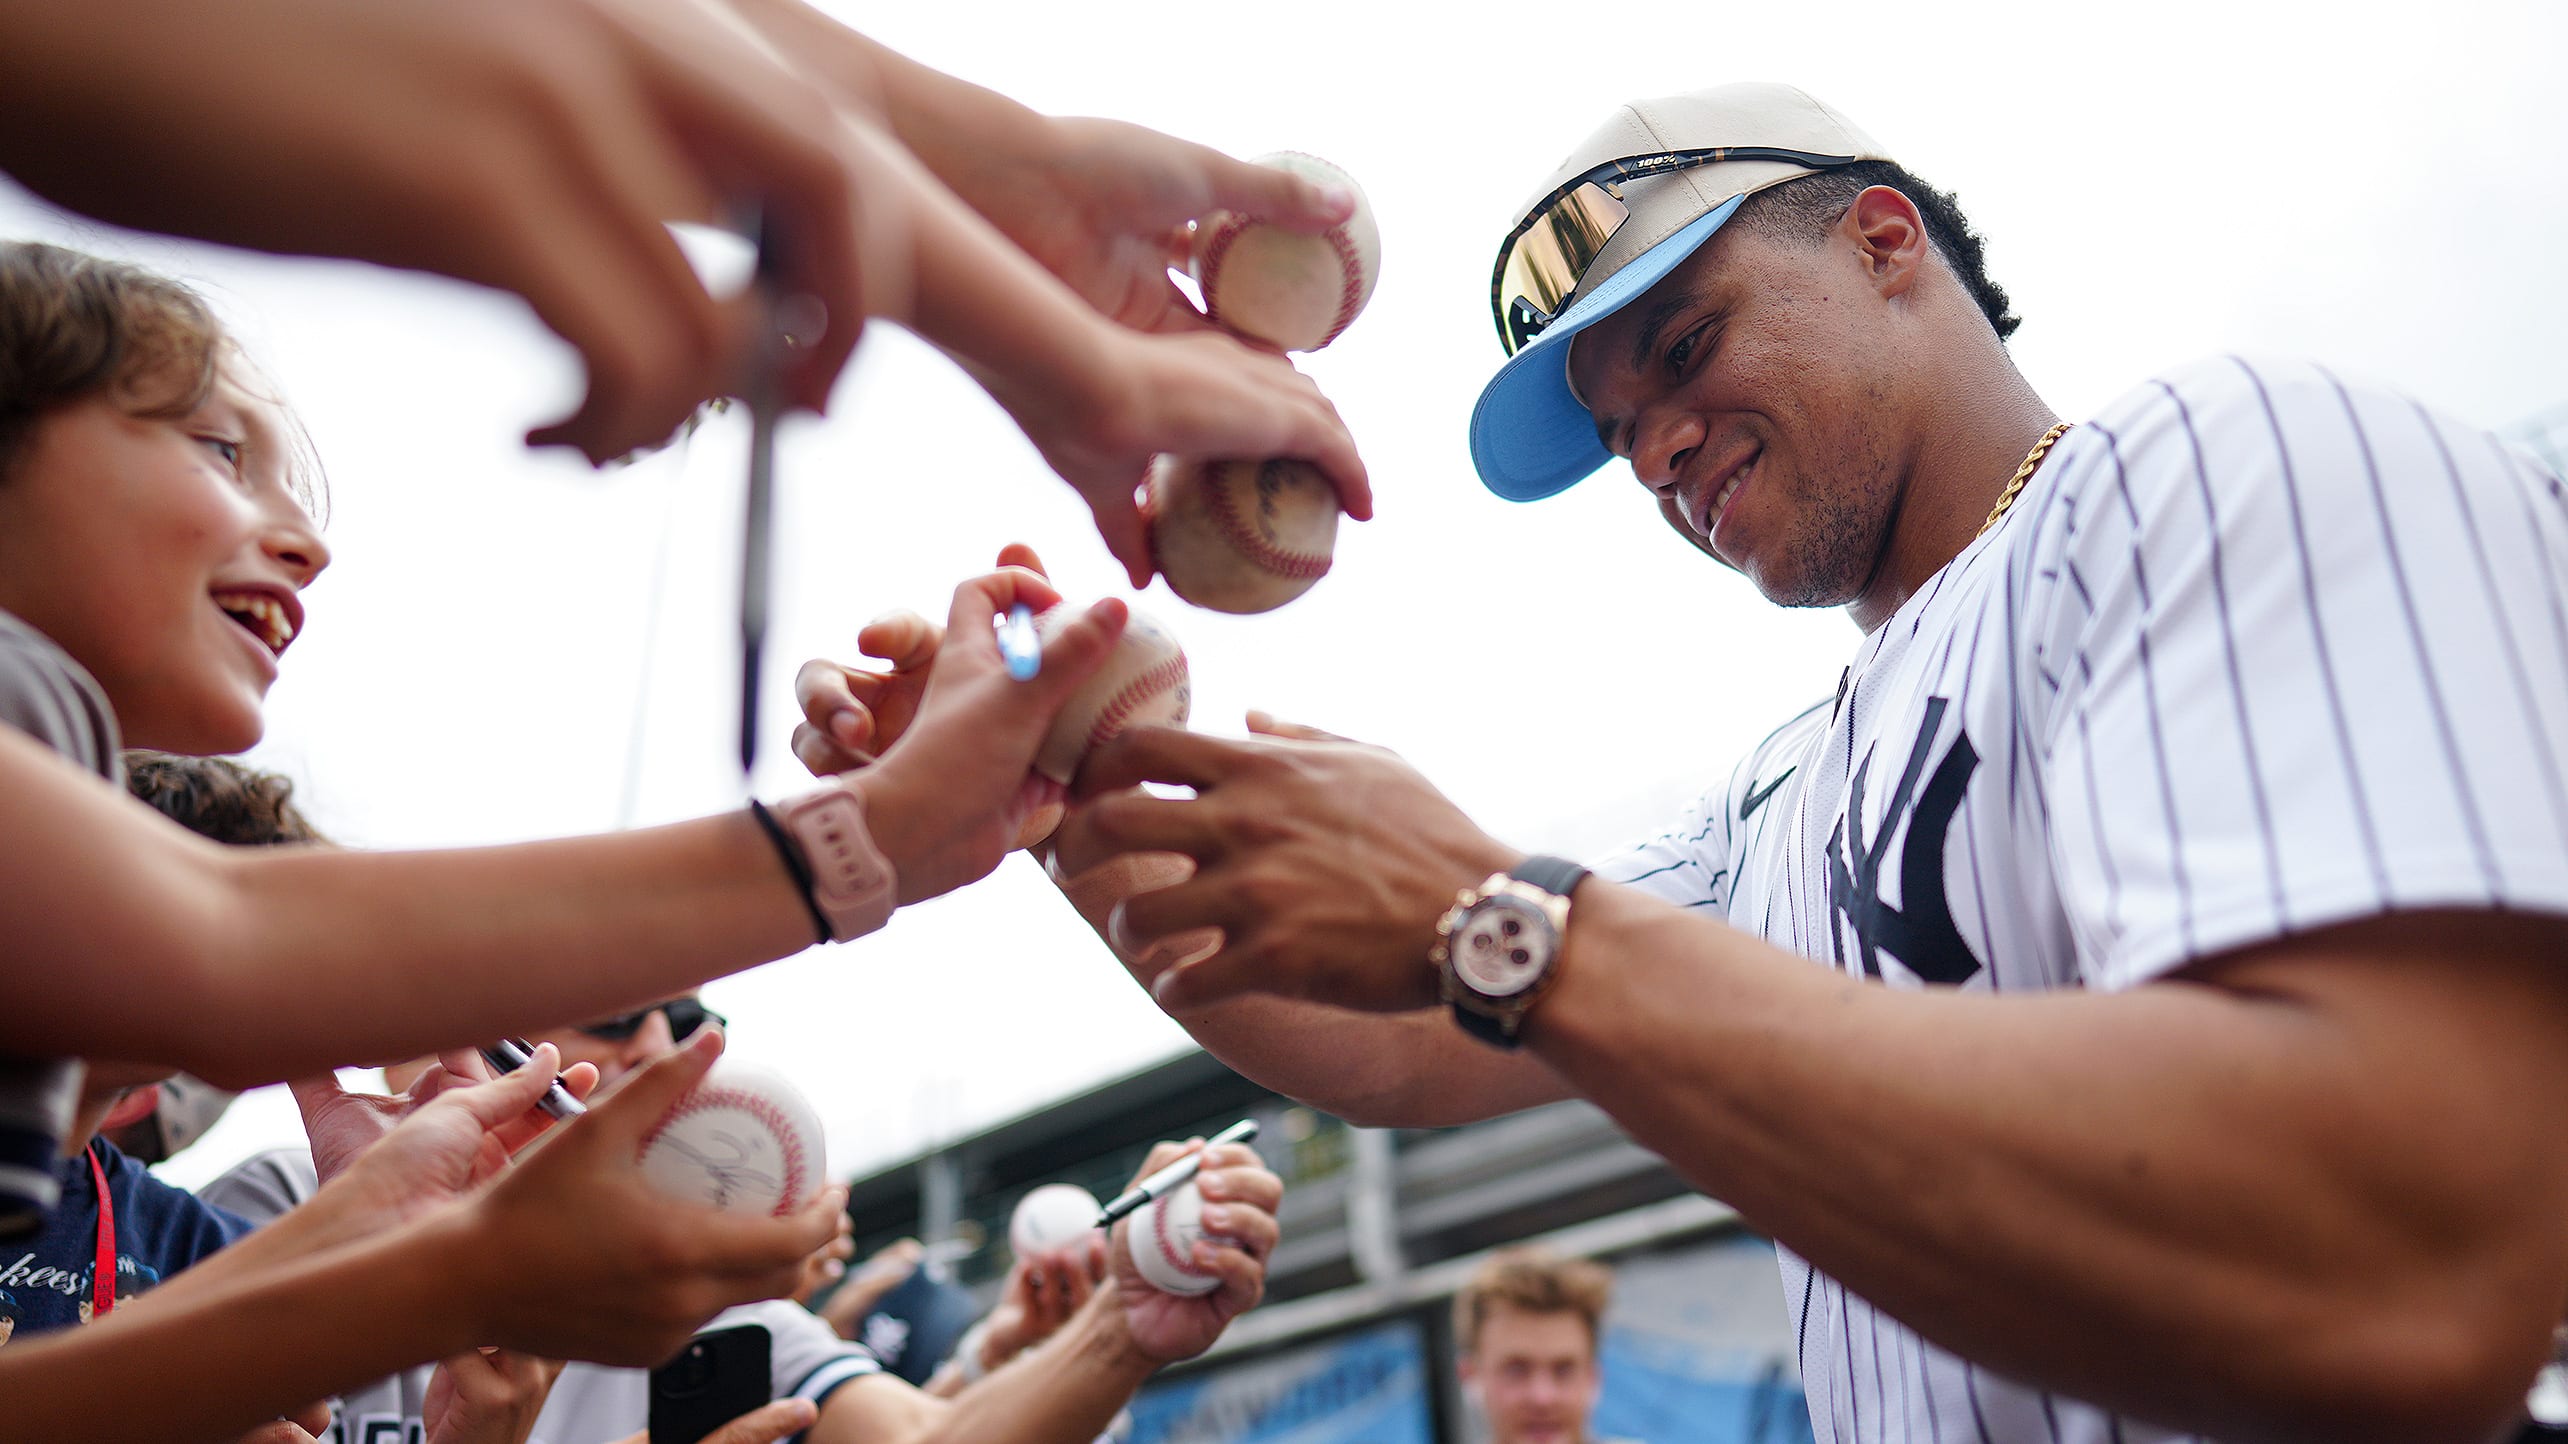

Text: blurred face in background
xmin=1461 ymin=1303 xmax=1603 ymax=1444
xmin=532 ymin=995 xmax=724 ymax=1088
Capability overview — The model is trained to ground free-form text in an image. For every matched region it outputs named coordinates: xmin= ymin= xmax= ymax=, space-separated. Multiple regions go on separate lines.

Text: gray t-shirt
xmin=204 ymin=1149 xmax=882 ymax=1444
xmin=0 ymin=607 xmax=116 ymax=1234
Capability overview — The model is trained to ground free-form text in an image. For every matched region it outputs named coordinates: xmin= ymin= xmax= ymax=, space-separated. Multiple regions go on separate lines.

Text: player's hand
xmin=605 ymin=1398 xmax=818 ymax=1444
xmin=843 ymin=566 xmax=1124 ymax=902
xmin=457 ymin=1029 xmax=845 ymax=1366
xmin=965 ymin=116 xmax=1355 ymax=338
xmin=981 ymin=1234 xmax=1106 ymax=1370
xmin=1053 ymin=715 xmax=1521 ymax=1014
xmin=0 ymin=0 xmax=894 ymax=464
xmin=973 ymin=327 xmax=1369 ymax=589
xmin=422 ymin=1346 xmax=565 ymax=1444
xmin=1104 ymin=1140 xmax=1280 ymax=1363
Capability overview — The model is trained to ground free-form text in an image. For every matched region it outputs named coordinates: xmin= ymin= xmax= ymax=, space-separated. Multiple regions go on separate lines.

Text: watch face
xmin=1452 ymin=895 xmax=1555 ymax=998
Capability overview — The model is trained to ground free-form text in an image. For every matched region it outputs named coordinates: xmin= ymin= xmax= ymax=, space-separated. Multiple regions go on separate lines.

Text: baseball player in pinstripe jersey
xmin=1034 ymin=83 xmax=2568 ymax=1443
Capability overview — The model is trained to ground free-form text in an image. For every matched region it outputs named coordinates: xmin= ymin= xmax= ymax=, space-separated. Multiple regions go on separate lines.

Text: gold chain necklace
xmin=1977 ymin=421 xmax=2074 ymax=537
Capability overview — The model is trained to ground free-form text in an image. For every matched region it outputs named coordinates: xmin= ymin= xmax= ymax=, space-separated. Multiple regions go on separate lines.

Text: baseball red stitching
xmin=1148 ymin=1191 xmax=1217 ymax=1281
xmin=1195 ymin=153 xmax=1366 ymax=349
xmin=1088 ymin=652 xmax=1189 ymax=751
xmin=1198 ymin=462 xmax=1333 ymax=581
xmin=639 ymin=1084 xmax=812 ymax=1217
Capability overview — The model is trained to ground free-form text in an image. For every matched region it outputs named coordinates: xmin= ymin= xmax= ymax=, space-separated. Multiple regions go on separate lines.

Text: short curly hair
xmin=1453 ymin=1246 xmax=1614 ymax=1355
xmin=1735 ymin=159 xmax=2021 ymax=341
xmin=123 ymin=751 xmax=326 ymax=847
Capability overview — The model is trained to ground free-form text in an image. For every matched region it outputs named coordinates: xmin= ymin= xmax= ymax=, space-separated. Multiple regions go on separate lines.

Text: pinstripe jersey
xmin=1592 ymin=354 xmax=2568 ymax=1444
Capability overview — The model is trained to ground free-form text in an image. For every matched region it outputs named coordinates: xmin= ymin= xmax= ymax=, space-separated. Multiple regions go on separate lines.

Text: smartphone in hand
xmin=649 ymin=1322 xmax=773 ymax=1444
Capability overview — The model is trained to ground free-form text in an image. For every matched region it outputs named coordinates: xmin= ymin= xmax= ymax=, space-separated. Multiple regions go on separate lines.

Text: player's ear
xmin=1840 ymin=185 xmax=1929 ymax=301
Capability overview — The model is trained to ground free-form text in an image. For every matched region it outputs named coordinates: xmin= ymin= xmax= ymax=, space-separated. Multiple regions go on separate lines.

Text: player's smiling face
xmin=0 ymin=369 xmax=329 ymax=753
xmin=1567 ymin=199 xmax=1916 ymax=611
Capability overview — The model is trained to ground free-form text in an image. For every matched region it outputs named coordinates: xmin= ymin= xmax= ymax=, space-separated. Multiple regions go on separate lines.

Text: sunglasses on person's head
xmin=579 ymin=998 xmax=727 ymax=1042
xmin=1489 ymin=146 xmax=1865 ymax=358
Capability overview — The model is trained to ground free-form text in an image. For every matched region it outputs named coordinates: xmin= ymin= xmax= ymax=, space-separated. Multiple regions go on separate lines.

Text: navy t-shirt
xmin=0 ymin=1139 xmax=252 ymax=1343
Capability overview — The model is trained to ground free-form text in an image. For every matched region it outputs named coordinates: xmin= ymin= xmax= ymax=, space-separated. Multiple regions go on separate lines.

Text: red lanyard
xmin=85 ymin=1141 xmax=115 ymax=1321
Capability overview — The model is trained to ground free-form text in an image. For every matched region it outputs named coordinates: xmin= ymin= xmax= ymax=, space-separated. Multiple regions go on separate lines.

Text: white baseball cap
xmin=1470 ymin=83 xmax=1888 ymax=501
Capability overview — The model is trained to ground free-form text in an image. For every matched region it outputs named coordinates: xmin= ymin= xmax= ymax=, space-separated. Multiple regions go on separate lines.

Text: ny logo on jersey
xmin=1825 ymin=696 xmax=1983 ymax=985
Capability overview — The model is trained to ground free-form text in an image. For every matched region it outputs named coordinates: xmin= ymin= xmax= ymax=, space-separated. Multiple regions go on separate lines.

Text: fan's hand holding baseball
xmin=974 ymin=116 xmax=1356 ymax=337
xmin=842 ymin=567 xmax=1124 ymax=904
xmin=1055 ymin=716 xmax=1520 ymax=1015
xmin=971 ymin=325 xmax=1368 ymax=588
xmin=1106 ymin=1140 xmax=1280 ymax=1363
xmin=454 ymin=1029 xmax=844 ymax=1366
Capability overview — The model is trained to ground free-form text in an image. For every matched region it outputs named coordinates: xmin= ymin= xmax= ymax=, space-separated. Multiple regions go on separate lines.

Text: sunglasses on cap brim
xmin=1489 ymin=145 xmax=1866 ymax=358
xmin=579 ymin=998 xmax=727 ymax=1042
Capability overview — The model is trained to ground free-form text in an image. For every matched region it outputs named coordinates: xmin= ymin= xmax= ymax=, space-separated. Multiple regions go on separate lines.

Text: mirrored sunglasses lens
xmin=1498 ymin=182 xmax=1628 ymax=355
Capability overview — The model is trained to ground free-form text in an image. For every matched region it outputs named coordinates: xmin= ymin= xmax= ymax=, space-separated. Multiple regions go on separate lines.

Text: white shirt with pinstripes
xmin=1592 ymin=354 xmax=2568 ymax=1444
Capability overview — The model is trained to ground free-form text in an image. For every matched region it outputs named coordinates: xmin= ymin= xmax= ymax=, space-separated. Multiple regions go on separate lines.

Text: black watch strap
xmin=1454 ymin=1005 xmax=1518 ymax=1049
xmin=1510 ymin=854 xmax=1590 ymax=900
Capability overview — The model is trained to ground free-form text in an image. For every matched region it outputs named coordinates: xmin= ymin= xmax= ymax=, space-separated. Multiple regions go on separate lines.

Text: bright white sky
xmin=7 ymin=0 xmax=2559 ymax=1191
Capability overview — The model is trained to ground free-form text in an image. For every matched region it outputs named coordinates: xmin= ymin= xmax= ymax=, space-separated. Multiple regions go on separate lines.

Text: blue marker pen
xmin=998 ymin=603 xmax=1041 ymax=681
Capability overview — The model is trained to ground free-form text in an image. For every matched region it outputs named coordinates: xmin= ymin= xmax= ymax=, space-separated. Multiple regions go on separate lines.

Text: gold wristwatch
xmin=1432 ymin=855 xmax=1589 ymax=1049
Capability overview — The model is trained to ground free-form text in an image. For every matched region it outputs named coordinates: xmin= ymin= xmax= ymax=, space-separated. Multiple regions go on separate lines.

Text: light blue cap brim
xmin=1468 ymin=194 xmax=1746 ymax=502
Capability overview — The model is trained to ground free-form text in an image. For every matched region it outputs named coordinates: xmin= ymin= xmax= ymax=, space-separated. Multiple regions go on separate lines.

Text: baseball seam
xmin=1196 ymin=153 xmax=1365 ymax=350
xmin=1199 ymin=464 xmax=1333 ymax=581
xmin=639 ymin=1085 xmax=811 ymax=1216
xmin=1089 ymin=652 xmax=1189 ymax=751
xmin=1148 ymin=1191 xmax=1218 ymax=1280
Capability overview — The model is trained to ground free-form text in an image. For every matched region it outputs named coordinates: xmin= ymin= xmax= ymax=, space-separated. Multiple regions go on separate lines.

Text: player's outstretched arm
xmin=0 ymin=0 xmax=903 ymax=464
xmin=1060 ymin=722 xmax=2568 ymax=1444
xmin=0 ymin=571 xmax=1121 ymax=1084
xmin=789 ymin=551 xmax=1553 ymax=1125
xmin=806 ymin=1140 xmax=1281 ymax=1444
xmin=718 ymin=0 xmax=1354 ymax=337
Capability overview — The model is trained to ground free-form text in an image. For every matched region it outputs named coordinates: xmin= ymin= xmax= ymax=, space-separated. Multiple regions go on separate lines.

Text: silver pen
xmin=1095 ymin=1118 xmax=1259 ymax=1227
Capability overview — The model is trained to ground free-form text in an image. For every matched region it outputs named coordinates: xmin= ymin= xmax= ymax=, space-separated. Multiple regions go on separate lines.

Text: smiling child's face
xmin=0 ymin=370 xmax=329 ymax=754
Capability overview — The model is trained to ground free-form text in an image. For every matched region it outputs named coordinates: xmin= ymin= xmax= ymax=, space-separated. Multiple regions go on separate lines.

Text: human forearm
xmin=0 ymin=1206 xmax=491 ymax=1444
xmin=717 ymin=0 xmax=1050 ymax=199
xmin=0 ymin=730 xmax=811 ymax=1080
xmin=1050 ymin=849 xmax=1568 ymax=1126
xmin=827 ymin=1289 xmax=1155 ymax=1444
xmin=1533 ymin=888 xmax=2568 ymax=1441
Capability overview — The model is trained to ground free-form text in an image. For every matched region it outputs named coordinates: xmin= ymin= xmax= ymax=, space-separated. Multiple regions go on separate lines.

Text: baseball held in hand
xmin=1010 ymin=1182 xmax=1100 ymax=1258
xmin=1124 ymin=1178 xmax=1224 ymax=1296
xmin=639 ymin=1060 xmax=826 ymax=1216
xmin=1190 ymin=153 xmax=1379 ymax=353
xmin=1147 ymin=455 xmax=1338 ymax=614
xmin=1032 ymin=605 xmax=1190 ymax=786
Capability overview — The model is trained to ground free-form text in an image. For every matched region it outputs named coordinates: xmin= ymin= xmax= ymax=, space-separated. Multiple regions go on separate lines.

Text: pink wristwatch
xmin=772 ymin=780 xmax=898 ymax=942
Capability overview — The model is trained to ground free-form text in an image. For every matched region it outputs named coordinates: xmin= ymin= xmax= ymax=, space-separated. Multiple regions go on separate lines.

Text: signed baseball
xmin=1032 ymin=605 xmax=1190 ymax=786
xmin=639 ymin=1059 xmax=826 ymax=1216
xmin=1147 ymin=455 xmax=1338 ymax=614
xmin=1010 ymin=1182 xmax=1101 ymax=1258
xmin=1123 ymin=1179 xmax=1225 ymax=1297
xmin=1190 ymin=153 xmax=1380 ymax=353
